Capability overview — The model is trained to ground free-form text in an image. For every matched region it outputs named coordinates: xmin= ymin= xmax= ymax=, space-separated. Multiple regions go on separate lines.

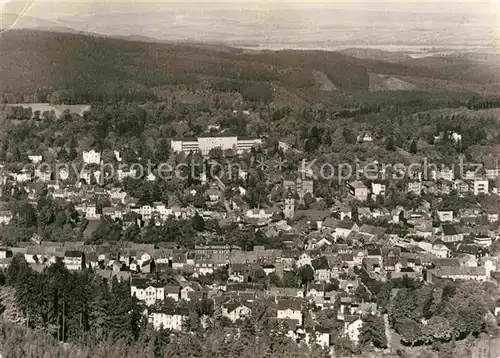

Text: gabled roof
xmin=296 ymin=210 xmax=330 ymax=222
xmin=276 ymin=298 xmax=302 ymax=312
xmin=311 ymin=256 xmax=330 ymax=270
xmin=131 ymin=278 xmax=149 ymax=289
xmin=165 ymin=285 xmax=180 ymax=294
xmin=442 ymin=224 xmax=461 ymax=236
xmin=334 ymin=220 xmax=357 ymax=230
xmin=359 ymin=224 xmax=387 ymax=236
xmin=64 ymin=250 xmax=83 ymax=258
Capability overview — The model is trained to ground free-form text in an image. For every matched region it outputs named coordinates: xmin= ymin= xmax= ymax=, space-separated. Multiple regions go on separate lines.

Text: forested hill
xmin=1 ymin=29 xmax=499 ymax=104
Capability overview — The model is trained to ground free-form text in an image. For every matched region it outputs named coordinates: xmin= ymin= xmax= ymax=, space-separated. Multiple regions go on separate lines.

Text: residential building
xmin=221 ymin=302 xmax=252 ymax=323
xmin=438 ymin=167 xmax=454 ymax=181
xmin=28 ymin=154 xmax=43 ymax=163
xmin=371 ymin=182 xmax=386 ymax=197
xmin=407 ymin=181 xmax=422 ymax=196
xmin=0 ymin=210 xmax=13 ymax=225
xmin=472 ymin=179 xmax=489 ymax=195
xmin=82 ymin=149 xmax=101 ymax=164
xmin=276 ymin=299 xmax=303 ymax=326
xmin=283 ymin=177 xmax=314 ymax=198
xmin=428 ymin=266 xmax=487 ymax=282
xmin=347 ymin=181 xmax=368 ymax=201
xmin=131 ymin=280 xmax=165 ymax=306
xmin=64 ymin=250 xmax=84 ymax=270
xmin=437 ymin=210 xmax=453 ymax=222
xmin=150 ymin=310 xmax=187 ymax=331
xmin=170 ymin=136 xmax=262 ymax=155
xmin=441 ymin=225 xmax=464 ymax=243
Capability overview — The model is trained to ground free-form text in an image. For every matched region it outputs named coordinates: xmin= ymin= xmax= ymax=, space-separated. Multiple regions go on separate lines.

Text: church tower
xmin=284 ymin=192 xmax=295 ymax=220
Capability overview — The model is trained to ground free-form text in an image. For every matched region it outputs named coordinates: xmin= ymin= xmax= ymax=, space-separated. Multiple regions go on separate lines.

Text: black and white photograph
xmin=0 ymin=0 xmax=499 ymax=357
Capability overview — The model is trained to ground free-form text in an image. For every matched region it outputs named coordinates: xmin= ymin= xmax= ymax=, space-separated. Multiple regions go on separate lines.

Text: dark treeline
xmin=0 ymin=255 xmax=331 ymax=358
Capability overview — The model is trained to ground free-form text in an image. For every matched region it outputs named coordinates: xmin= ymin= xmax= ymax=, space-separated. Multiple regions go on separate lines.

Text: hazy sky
xmin=2 ymin=0 xmax=499 ymax=19
xmin=1 ymin=0 xmax=499 ymax=50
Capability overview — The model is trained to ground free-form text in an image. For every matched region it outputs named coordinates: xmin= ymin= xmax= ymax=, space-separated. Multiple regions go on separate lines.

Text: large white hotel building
xmin=171 ymin=136 xmax=262 ymax=155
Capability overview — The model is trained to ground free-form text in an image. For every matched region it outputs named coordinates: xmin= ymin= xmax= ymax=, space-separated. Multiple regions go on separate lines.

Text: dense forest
xmin=0 ymin=255 xmax=332 ymax=358
xmin=1 ymin=30 xmax=500 ymax=104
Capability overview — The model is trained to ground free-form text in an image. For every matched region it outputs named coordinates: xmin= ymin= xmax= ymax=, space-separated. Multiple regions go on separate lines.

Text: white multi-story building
xmin=344 ymin=317 xmax=364 ymax=343
xmin=82 ymin=150 xmax=101 ymax=164
xmin=221 ymin=302 xmax=252 ymax=323
xmin=28 ymin=155 xmax=43 ymax=163
xmin=64 ymin=251 xmax=84 ymax=271
xmin=472 ymin=179 xmax=489 ymax=195
xmin=371 ymin=182 xmax=386 ymax=197
xmin=296 ymin=253 xmax=312 ymax=268
xmin=131 ymin=282 xmax=165 ymax=306
xmin=276 ymin=299 xmax=303 ymax=326
xmin=438 ymin=167 xmax=454 ymax=181
xmin=152 ymin=202 xmax=169 ymax=219
xmin=0 ymin=210 xmax=12 ymax=225
xmin=14 ymin=171 xmax=31 ymax=182
xmin=80 ymin=170 xmax=92 ymax=184
xmin=150 ymin=311 xmax=187 ymax=331
xmin=437 ymin=210 xmax=453 ymax=222
xmin=117 ymin=168 xmax=137 ymax=182
xmin=171 ymin=136 xmax=262 ymax=155
xmin=347 ymin=181 xmax=369 ymax=201
xmin=109 ymin=189 xmax=127 ymax=203
xmin=76 ymin=204 xmax=99 ymax=219
xmin=407 ymin=181 xmax=422 ymax=196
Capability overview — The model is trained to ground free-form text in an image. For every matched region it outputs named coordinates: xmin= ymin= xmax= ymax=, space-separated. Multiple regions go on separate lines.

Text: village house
xmin=328 ymin=220 xmax=359 ymax=240
xmin=28 ymin=154 xmax=43 ymax=163
xmin=412 ymin=238 xmax=450 ymax=258
xmin=486 ymin=210 xmax=499 ymax=223
xmin=484 ymin=159 xmax=499 ymax=179
xmin=296 ymin=209 xmax=330 ymax=230
xmin=276 ymin=299 xmax=303 ymax=326
xmin=428 ymin=266 xmax=487 ymax=283
xmin=357 ymin=207 xmax=372 ymax=220
xmin=406 ymin=181 xmax=422 ymax=196
xmin=347 ymin=181 xmax=369 ymax=201
xmin=296 ymin=253 xmax=312 ymax=268
xmin=344 ymin=315 xmax=364 ymax=343
xmin=130 ymin=279 xmax=165 ymax=306
xmin=472 ymin=179 xmax=489 ymax=195
xmin=245 ymin=208 xmax=274 ymax=222
xmin=0 ymin=210 xmax=13 ymax=225
xmin=221 ymin=301 xmax=252 ymax=323
xmin=437 ymin=209 xmax=454 ymax=222
xmin=150 ymin=309 xmax=188 ymax=331
xmin=283 ymin=176 xmax=314 ymax=199
xmin=371 ymin=182 xmax=386 ymax=197
xmin=311 ymin=256 xmax=331 ymax=282
xmin=357 ymin=131 xmax=373 ymax=143
xmin=339 ymin=205 xmax=352 ymax=220
xmin=474 ymin=234 xmax=493 ymax=247
xmin=14 ymin=170 xmax=31 ymax=182
xmin=34 ymin=167 xmax=51 ymax=182
xmin=438 ymin=167 xmax=454 ymax=181
xmin=82 ymin=149 xmax=101 ymax=164
xmin=453 ymin=179 xmax=470 ymax=194
xmin=194 ymin=259 xmax=215 ymax=276
xmin=63 ymin=250 xmax=84 ymax=270
xmin=441 ymin=224 xmax=464 ymax=243
xmin=266 ymin=287 xmax=304 ymax=299
xmin=117 ymin=167 xmax=138 ymax=182
xmin=165 ymin=286 xmax=181 ymax=301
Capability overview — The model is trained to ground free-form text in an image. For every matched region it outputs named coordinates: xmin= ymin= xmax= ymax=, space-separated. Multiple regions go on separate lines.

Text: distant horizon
xmin=1 ymin=1 xmax=499 ymax=53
